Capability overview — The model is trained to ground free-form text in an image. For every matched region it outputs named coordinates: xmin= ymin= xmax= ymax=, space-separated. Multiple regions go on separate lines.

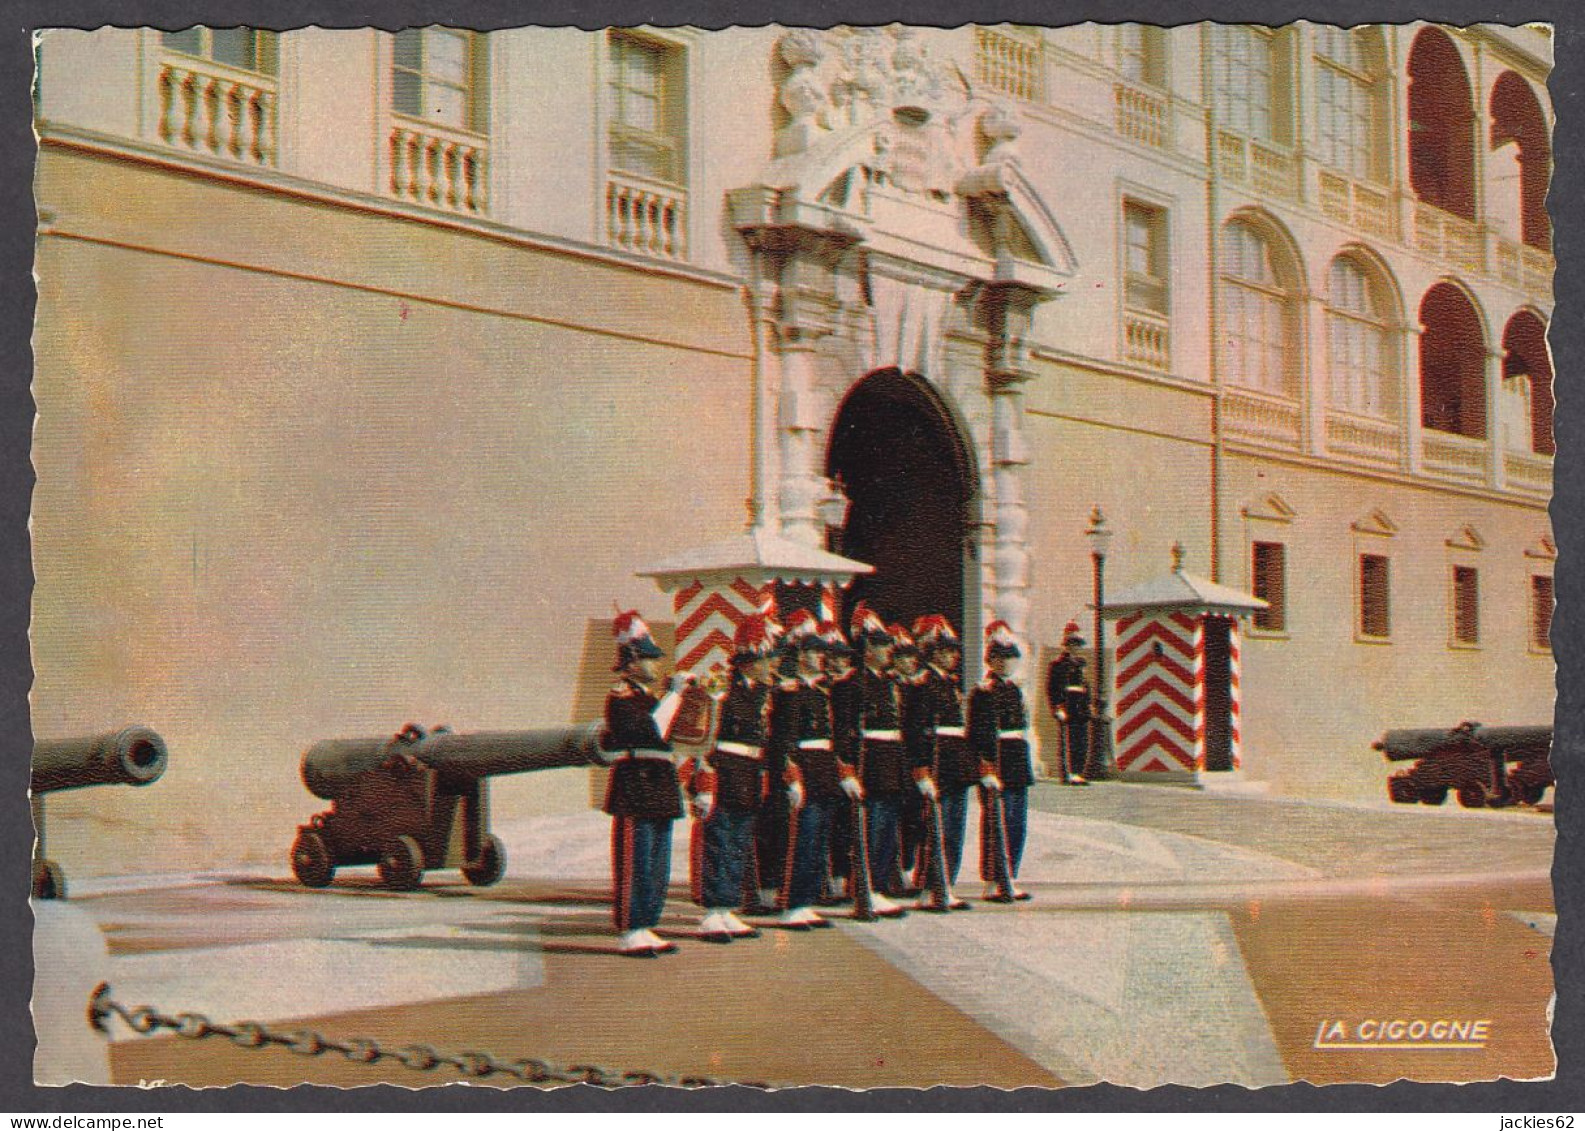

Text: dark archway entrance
xmin=826 ymin=368 xmax=978 ymax=638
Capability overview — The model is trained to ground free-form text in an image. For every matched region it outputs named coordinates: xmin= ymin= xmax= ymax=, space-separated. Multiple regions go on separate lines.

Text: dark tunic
xmin=601 ymin=677 xmax=683 ymax=820
xmin=924 ymin=665 xmax=978 ymax=790
xmin=899 ymin=672 xmax=935 ymax=780
xmin=829 ymin=669 xmax=863 ymax=774
xmin=709 ymin=674 xmax=771 ymax=811
xmin=771 ymin=675 xmax=842 ymax=799
xmin=858 ymin=664 xmax=908 ymax=795
xmin=968 ymin=675 xmax=1034 ymax=789
xmin=1046 ymin=654 xmax=1093 ymax=724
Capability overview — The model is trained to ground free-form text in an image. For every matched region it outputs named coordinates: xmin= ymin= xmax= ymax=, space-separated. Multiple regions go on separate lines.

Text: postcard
xmin=29 ymin=20 xmax=1555 ymax=1090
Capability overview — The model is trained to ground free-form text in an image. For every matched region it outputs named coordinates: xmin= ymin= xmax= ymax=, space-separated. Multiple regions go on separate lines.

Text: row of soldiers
xmin=600 ymin=603 xmax=1036 ymax=957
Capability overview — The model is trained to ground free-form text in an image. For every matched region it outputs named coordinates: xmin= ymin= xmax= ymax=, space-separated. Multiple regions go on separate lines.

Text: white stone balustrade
xmin=1123 ymin=311 xmax=1170 ymax=371
xmin=1420 ymin=430 xmax=1489 ymax=483
xmin=157 ymin=56 xmax=276 ymax=167
xmin=1413 ymin=202 xmax=1485 ymax=275
xmin=1325 ymin=411 xmax=1401 ymax=466
xmin=1504 ymin=451 xmax=1553 ymax=498
xmin=388 ymin=119 xmax=489 ymax=215
xmin=975 ymin=27 xmax=1043 ymax=103
xmin=606 ymin=172 xmax=688 ymax=260
xmin=1317 ymin=172 xmax=1395 ymax=240
xmin=1223 ymin=389 xmax=1303 ymax=448
xmin=1115 ymin=84 xmax=1167 ymax=149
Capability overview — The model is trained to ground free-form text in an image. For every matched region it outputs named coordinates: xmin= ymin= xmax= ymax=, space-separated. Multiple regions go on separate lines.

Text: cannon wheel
xmin=31 ymin=859 xmax=65 ymax=900
xmin=1419 ymin=785 xmax=1448 ymax=806
xmin=291 ymin=830 xmax=335 ymax=888
xmin=1514 ymin=782 xmax=1547 ymax=806
xmin=1457 ymin=784 xmax=1489 ymax=809
xmin=462 ymin=834 xmax=505 ymax=887
xmin=378 ymin=835 xmax=425 ymax=891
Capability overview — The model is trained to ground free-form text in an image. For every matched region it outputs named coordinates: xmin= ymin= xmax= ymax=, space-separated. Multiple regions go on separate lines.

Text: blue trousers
xmin=940 ymin=786 xmax=971 ymax=884
xmin=699 ymin=806 xmax=756 ymax=910
xmin=865 ymin=794 xmax=903 ymax=893
xmin=1004 ymin=786 xmax=1029 ymax=877
xmin=611 ymin=816 xmax=673 ymax=931
xmin=785 ymin=796 xmax=837 ymax=910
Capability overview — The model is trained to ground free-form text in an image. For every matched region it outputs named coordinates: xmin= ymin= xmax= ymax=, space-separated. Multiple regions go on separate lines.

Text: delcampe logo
xmin=1313 ymin=1019 xmax=1491 ymax=1050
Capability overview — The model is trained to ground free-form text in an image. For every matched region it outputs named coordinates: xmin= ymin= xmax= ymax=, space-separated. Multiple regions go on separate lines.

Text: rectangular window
xmin=393 ymin=28 xmax=487 ymax=134
xmin=1119 ymin=24 xmax=1166 ymax=87
xmin=162 ymin=27 xmax=278 ymax=74
xmin=1214 ymin=26 xmax=1286 ymax=144
xmin=1359 ymin=554 xmax=1391 ymax=638
xmin=608 ymin=32 xmax=685 ymax=185
xmin=1452 ymin=565 xmax=1480 ymax=645
xmin=1123 ymin=201 xmax=1168 ymax=315
xmin=1252 ymin=541 xmax=1286 ymax=632
xmin=1532 ymin=574 xmax=1554 ymax=651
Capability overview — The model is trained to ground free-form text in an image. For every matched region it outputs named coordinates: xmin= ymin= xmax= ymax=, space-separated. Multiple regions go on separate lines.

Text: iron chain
xmin=89 ymin=983 xmax=768 ymax=1089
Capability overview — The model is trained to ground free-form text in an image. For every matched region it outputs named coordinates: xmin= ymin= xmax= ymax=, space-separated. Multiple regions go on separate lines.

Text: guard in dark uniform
xmin=768 ymin=611 xmax=846 ymax=928
xmin=892 ymin=624 xmax=932 ymax=898
xmin=852 ymin=602 xmax=908 ymax=918
xmin=822 ymin=618 xmax=863 ymax=902
xmin=915 ymin=614 xmax=974 ymax=909
xmin=1045 ymin=621 xmax=1092 ymax=785
xmin=690 ymin=614 xmax=779 ymax=943
xmin=601 ymin=610 xmax=692 ymax=956
xmin=969 ymin=620 xmax=1034 ymax=901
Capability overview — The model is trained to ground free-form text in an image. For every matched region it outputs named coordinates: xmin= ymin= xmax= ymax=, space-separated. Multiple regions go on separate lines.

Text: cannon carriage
xmin=290 ymin=721 xmax=607 ymax=890
xmin=1377 ymin=722 xmax=1552 ymax=809
xmin=31 ymin=726 xmax=169 ymax=899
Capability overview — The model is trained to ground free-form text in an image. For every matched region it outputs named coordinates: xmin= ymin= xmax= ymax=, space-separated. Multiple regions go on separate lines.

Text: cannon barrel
xmin=31 ymin=727 xmax=169 ymax=795
xmin=1375 ymin=723 xmax=1552 ymax=762
xmin=302 ymin=721 xmax=606 ymax=801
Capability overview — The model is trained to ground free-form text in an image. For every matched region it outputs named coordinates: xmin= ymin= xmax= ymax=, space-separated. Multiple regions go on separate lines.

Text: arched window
xmin=1503 ymin=311 xmax=1553 ymax=455
xmin=1418 ymin=283 xmax=1486 ymax=438
xmin=1407 ymin=28 xmax=1476 ymax=221
xmin=1326 ymin=256 xmax=1393 ymax=418
xmin=1312 ymin=26 xmax=1386 ymax=182
xmin=1490 ymin=71 xmax=1551 ymax=250
xmin=1220 ymin=219 xmax=1298 ymax=397
xmin=1212 ymin=26 xmax=1292 ymax=145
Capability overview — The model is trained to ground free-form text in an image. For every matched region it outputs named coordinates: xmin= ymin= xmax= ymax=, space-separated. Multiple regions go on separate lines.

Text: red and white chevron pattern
xmin=671 ymin=577 xmax=775 ymax=674
xmin=1113 ymin=611 xmax=1198 ymax=774
xmin=1227 ymin=619 xmax=1242 ymax=770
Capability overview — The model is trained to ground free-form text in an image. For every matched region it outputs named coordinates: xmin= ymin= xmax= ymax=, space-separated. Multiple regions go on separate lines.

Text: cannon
xmin=291 ymin=721 xmax=607 ymax=890
xmin=1377 ymin=722 xmax=1552 ymax=809
xmin=31 ymin=727 xmax=170 ymax=899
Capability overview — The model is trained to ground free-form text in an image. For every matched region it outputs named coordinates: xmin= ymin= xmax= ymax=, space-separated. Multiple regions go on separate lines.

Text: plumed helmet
xmin=612 ymin=609 xmax=665 ymax=669
xmin=732 ymin=613 xmax=782 ymax=662
xmin=889 ymin=623 xmax=920 ymax=657
xmin=850 ymin=601 xmax=892 ymax=646
xmin=819 ymin=619 xmax=854 ymax=658
xmin=781 ymin=608 xmax=824 ymax=652
xmin=912 ymin=614 xmax=960 ymax=652
xmin=984 ymin=619 xmax=1022 ymax=660
xmin=1062 ymin=619 xmax=1087 ymax=648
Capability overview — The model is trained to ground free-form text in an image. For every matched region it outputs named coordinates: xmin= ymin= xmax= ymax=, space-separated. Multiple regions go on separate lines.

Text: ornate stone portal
xmin=726 ymin=25 xmax=1078 ymax=653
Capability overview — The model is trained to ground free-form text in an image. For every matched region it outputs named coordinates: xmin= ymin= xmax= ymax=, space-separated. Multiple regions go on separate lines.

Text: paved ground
xmin=36 ymin=783 xmax=1556 ymax=1091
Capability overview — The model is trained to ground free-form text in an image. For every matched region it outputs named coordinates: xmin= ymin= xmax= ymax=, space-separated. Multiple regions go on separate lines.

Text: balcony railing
xmin=1317 ymin=172 xmax=1395 ymax=240
xmin=1420 ymin=430 xmax=1488 ymax=484
xmin=1217 ymin=132 xmax=1297 ymax=200
xmin=1494 ymin=237 xmax=1555 ymax=300
xmin=975 ymin=27 xmax=1044 ymax=103
xmin=156 ymin=55 xmax=277 ymax=167
xmin=1223 ymin=388 xmax=1303 ymax=447
xmin=1504 ymin=451 xmax=1553 ymax=498
xmin=388 ymin=117 xmax=489 ymax=215
xmin=1114 ymin=84 xmax=1167 ymax=149
xmin=1122 ymin=310 xmax=1170 ymax=371
xmin=606 ymin=170 xmax=688 ymax=261
xmin=1413 ymin=202 xmax=1485 ymax=275
xmin=1325 ymin=411 xmax=1401 ymax=465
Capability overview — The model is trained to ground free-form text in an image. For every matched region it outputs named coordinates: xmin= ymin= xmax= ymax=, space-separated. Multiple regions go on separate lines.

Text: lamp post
xmin=1084 ymin=506 xmax=1115 ymax=780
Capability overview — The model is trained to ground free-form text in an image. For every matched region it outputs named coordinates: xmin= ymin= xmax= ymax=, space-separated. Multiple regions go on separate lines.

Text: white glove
xmin=980 ymin=773 xmax=1002 ymax=792
xmin=840 ymin=776 xmax=864 ymax=802
xmin=916 ymin=776 xmax=939 ymax=800
xmin=668 ymin=671 xmax=697 ymax=694
xmin=691 ymin=792 xmax=715 ymax=820
xmin=787 ymin=781 xmax=806 ymax=810
xmin=1056 ymin=708 xmax=1068 ymax=722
